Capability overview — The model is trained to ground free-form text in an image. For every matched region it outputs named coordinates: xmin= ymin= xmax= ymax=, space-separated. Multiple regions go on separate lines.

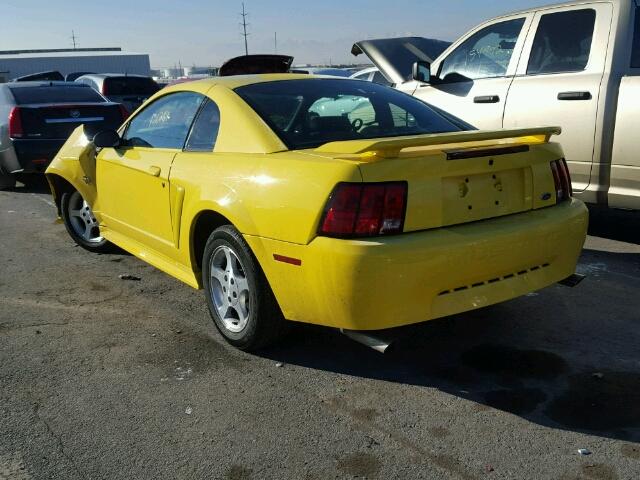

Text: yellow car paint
xmin=46 ymin=74 xmax=588 ymax=331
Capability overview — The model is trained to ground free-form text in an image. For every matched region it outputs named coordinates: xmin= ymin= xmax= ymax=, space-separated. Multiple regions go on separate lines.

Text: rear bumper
xmin=246 ymin=199 xmax=588 ymax=330
xmin=6 ymin=139 xmax=65 ymax=173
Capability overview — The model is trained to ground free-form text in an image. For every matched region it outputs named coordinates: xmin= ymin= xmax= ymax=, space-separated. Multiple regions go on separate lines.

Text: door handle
xmin=558 ymin=91 xmax=592 ymax=101
xmin=474 ymin=95 xmax=500 ymax=104
xmin=147 ymin=166 xmax=161 ymax=177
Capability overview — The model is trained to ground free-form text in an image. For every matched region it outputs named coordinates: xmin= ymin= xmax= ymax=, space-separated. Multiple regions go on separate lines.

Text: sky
xmin=5 ymin=0 xmax=554 ymax=68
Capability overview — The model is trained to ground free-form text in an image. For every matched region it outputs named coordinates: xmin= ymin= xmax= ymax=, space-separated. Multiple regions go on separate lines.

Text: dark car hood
xmin=219 ymin=54 xmax=294 ymax=76
xmin=351 ymin=37 xmax=451 ymax=85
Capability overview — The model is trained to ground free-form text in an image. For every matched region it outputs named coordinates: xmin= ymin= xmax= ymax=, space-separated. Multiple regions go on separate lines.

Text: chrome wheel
xmin=209 ymin=245 xmax=251 ymax=333
xmin=67 ymin=191 xmax=103 ymax=244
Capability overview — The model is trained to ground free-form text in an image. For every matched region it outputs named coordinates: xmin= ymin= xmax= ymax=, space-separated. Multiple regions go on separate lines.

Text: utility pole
xmin=274 ymin=32 xmax=277 ymax=54
xmin=240 ymin=2 xmax=249 ymax=55
xmin=70 ymin=30 xmax=78 ymax=50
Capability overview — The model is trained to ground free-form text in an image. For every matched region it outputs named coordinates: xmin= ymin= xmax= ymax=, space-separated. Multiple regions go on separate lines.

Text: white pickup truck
xmin=353 ymin=0 xmax=640 ymax=210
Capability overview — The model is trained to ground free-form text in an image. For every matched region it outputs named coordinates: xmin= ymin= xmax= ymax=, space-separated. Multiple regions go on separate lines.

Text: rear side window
xmin=527 ymin=9 xmax=596 ymax=75
xmin=632 ymin=7 xmax=640 ymax=67
xmin=103 ymin=77 xmax=159 ymax=95
xmin=123 ymin=92 xmax=203 ymax=149
xmin=9 ymin=86 xmax=105 ymax=104
xmin=184 ymin=99 xmax=221 ymax=151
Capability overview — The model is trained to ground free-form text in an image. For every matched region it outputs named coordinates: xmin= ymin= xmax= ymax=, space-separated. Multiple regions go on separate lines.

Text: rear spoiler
xmin=314 ymin=126 xmax=561 ymax=159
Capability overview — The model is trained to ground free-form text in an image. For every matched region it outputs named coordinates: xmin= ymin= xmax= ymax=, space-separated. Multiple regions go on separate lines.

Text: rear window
xmin=104 ymin=77 xmax=159 ymax=95
xmin=632 ymin=7 xmax=640 ymax=68
xmin=235 ymin=79 xmax=466 ymax=150
xmin=9 ymin=86 xmax=105 ymax=104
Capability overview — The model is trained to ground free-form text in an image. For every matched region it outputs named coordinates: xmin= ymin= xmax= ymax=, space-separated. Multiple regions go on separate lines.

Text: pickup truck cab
xmin=353 ymin=0 xmax=640 ymax=210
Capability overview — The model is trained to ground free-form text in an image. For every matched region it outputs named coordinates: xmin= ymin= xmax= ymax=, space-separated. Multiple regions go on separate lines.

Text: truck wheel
xmin=202 ymin=225 xmax=286 ymax=351
xmin=61 ymin=190 xmax=111 ymax=253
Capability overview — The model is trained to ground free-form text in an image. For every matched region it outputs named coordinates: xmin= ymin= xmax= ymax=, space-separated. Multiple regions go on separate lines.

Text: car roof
xmin=493 ymin=0 xmax=631 ymax=19
xmin=78 ymin=73 xmax=153 ymax=79
xmin=6 ymin=81 xmax=91 ymax=88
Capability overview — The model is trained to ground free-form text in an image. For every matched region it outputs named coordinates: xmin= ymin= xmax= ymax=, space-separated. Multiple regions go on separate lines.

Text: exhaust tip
xmin=341 ymin=329 xmax=394 ymax=354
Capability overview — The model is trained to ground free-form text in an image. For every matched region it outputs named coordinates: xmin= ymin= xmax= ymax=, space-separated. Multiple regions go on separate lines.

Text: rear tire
xmin=61 ymin=190 xmax=111 ymax=253
xmin=202 ymin=225 xmax=286 ymax=351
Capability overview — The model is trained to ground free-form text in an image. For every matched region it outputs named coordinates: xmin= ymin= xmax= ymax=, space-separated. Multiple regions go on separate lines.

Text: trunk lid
xmin=17 ymin=103 xmax=124 ymax=139
xmin=351 ymin=37 xmax=451 ymax=85
xmin=313 ymin=127 xmax=562 ymax=231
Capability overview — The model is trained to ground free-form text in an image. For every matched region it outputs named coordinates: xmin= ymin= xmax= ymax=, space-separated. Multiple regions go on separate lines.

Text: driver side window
xmin=123 ymin=92 xmax=203 ymax=149
xmin=438 ymin=18 xmax=526 ymax=82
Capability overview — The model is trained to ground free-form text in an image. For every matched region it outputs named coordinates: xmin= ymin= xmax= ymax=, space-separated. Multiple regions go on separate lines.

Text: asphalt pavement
xmin=1 ymin=182 xmax=639 ymax=479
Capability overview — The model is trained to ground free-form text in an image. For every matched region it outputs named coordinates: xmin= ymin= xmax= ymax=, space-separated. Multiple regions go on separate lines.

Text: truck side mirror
xmin=412 ymin=61 xmax=431 ymax=83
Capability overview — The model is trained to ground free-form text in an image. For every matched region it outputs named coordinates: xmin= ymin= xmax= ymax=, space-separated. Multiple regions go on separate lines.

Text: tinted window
xmin=123 ymin=92 xmax=203 ymax=149
xmin=185 ymin=99 xmax=221 ymax=151
xmin=235 ymin=79 xmax=465 ymax=150
xmin=9 ymin=86 xmax=105 ymax=104
xmin=439 ymin=18 xmax=525 ymax=81
xmin=104 ymin=77 xmax=159 ymax=95
xmin=527 ymin=9 xmax=596 ymax=74
xmin=632 ymin=7 xmax=640 ymax=68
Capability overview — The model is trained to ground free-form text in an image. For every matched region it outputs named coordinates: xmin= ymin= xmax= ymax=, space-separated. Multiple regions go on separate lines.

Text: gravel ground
xmin=1 ymin=183 xmax=639 ymax=480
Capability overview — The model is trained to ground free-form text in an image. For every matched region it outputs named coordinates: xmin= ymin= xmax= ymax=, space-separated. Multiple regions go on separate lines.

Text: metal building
xmin=0 ymin=48 xmax=151 ymax=82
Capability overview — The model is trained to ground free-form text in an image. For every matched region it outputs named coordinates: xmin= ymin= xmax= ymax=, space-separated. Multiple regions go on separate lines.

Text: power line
xmin=239 ymin=2 xmax=249 ymax=55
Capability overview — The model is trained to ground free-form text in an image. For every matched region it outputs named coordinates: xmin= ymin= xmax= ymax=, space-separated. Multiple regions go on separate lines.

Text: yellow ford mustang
xmin=45 ymin=74 xmax=587 ymax=350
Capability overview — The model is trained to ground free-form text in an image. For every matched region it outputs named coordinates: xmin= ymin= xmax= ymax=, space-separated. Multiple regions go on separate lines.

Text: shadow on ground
xmin=588 ymin=205 xmax=640 ymax=245
xmin=254 ymin=245 xmax=640 ymax=444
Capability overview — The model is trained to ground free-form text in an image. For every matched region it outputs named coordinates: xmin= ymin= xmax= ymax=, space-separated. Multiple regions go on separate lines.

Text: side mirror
xmin=93 ymin=129 xmax=121 ymax=148
xmin=412 ymin=61 xmax=431 ymax=83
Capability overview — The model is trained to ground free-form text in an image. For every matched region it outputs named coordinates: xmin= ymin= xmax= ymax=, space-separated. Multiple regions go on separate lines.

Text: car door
xmin=503 ymin=4 xmax=612 ymax=193
xmin=96 ymin=91 xmax=204 ymax=257
xmin=413 ymin=16 xmax=532 ymax=130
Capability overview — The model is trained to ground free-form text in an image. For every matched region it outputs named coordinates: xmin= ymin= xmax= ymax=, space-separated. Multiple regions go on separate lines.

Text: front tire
xmin=202 ymin=225 xmax=285 ymax=351
xmin=61 ymin=190 xmax=111 ymax=253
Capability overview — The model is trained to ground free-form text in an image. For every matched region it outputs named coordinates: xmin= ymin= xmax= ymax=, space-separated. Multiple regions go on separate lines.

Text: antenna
xmin=239 ymin=2 xmax=250 ymax=55
xmin=71 ymin=30 xmax=78 ymax=50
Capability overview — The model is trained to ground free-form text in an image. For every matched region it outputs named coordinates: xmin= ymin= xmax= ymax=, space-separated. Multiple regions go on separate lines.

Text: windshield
xmin=104 ymin=77 xmax=159 ymax=95
xmin=235 ymin=79 xmax=467 ymax=150
xmin=9 ymin=85 xmax=105 ymax=104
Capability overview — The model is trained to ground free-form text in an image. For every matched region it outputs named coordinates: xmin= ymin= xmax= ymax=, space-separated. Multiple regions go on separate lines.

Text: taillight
xmin=101 ymin=83 xmax=109 ymax=96
xmin=319 ymin=182 xmax=407 ymax=237
xmin=8 ymin=107 xmax=23 ymax=138
xmin=118 ymin=104 xmax=129 ymax=121
xmin=550 ymin=159 xmax=572 ymax=202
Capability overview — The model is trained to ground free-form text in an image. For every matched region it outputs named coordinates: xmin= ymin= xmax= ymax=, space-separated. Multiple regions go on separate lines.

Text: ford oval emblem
xmin=541 ymin=192 xmax=552 ymax=201
xmin=70 ymin=109 xmax=81 ymax=118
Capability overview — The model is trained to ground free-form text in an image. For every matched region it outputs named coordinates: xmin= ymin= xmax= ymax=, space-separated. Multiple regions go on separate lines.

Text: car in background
xmin=349 ymin=66 xmax=392 ymax=86
xmin=291 ymin=67 xmax=353 ymax=77
xmin=46 ymin=75 xmax=586 ymax=351
xmin=75 ymin=74 xmax=160 ymax=114
xmin=65 ymin=71 xmax=95 ymax=82
xmin=0 ymin=81 xmax=127 ymax=188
